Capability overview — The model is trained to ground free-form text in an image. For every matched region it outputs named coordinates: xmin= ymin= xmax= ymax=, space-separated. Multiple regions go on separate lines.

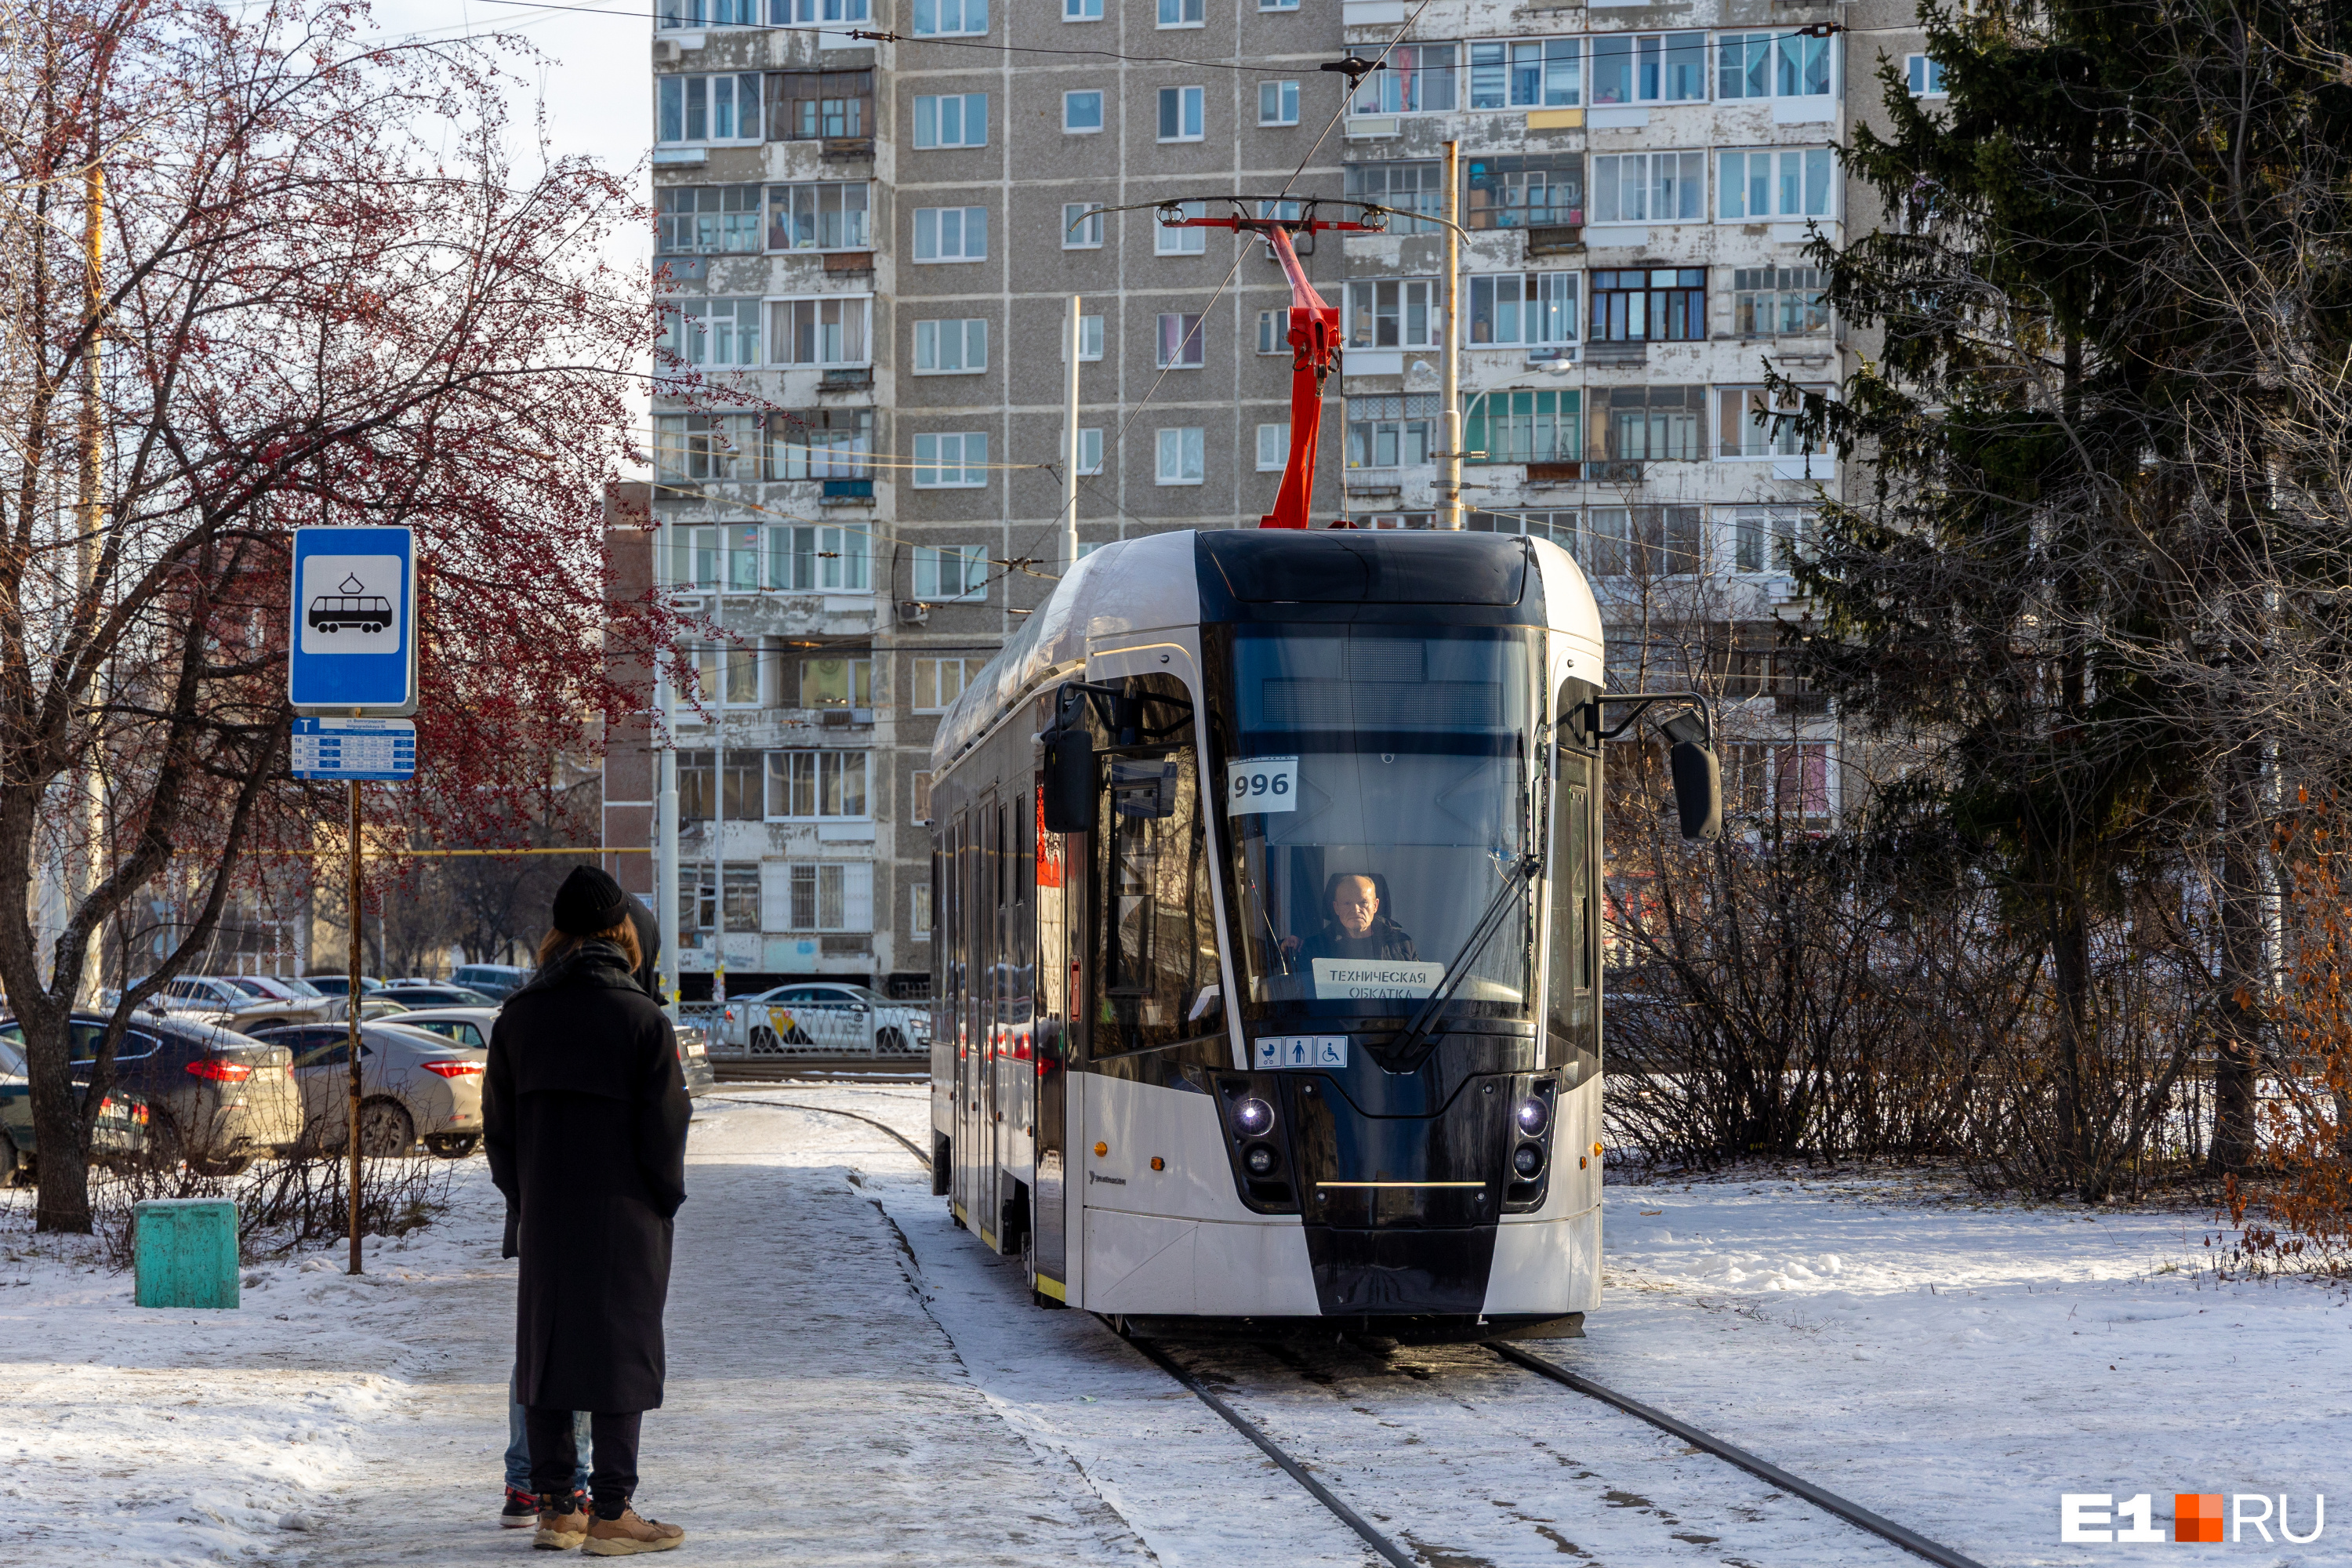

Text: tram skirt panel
xmin=1482 ymin=1208 xmax=1601 ymax=1316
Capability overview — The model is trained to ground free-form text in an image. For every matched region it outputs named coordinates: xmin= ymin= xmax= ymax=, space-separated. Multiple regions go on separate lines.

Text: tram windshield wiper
xmin=1388 ymin=851 xmax=1541 ymax=1060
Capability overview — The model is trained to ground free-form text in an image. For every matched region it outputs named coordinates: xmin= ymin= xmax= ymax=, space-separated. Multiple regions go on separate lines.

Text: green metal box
xmin=133 ymin=1198 xmax=240 ymax=1309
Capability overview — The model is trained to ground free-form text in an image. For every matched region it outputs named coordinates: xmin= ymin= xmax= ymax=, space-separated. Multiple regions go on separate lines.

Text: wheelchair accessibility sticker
xmin=1254 ymin=1036 xmax=1348 ymax=1069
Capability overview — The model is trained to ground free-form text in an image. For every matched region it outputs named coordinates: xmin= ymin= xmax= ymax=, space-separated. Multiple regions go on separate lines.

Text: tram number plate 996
xmin=1225 ymin=756 xmax=1298 ymax=815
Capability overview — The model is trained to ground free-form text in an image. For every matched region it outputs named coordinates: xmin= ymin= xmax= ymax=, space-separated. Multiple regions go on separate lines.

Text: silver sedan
xmin=249 ymin=1020 xmax=487 ymax=1158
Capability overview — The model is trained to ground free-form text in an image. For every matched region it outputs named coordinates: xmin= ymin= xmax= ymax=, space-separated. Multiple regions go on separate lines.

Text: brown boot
xmin=583 ymin=1507 xmax=685 ymax=1555
xmin=531 ymin=1494 xmax=590 ymax=1551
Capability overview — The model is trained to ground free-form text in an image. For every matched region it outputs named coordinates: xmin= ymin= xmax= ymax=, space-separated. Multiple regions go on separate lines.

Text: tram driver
xmin=1286 ymin=872 xmax=1420 ymax=965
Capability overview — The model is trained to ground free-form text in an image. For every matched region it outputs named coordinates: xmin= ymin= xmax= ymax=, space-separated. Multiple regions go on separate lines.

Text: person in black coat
xmin=1290 ymin=872 xmax=1419 ymax=964
xmin=485 ymin=866 xmax=691 ymax=1554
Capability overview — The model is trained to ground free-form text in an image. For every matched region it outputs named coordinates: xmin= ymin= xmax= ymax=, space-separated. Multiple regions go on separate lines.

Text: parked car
xmin=246 ymin=1020 xmax=487 ymax=1158
xmin=719 ymin=983 xmax=928 ymax=1056
xmin=122 ymin=974 xmax=328 ymax=1032
xmin=451 ymin=964 xmax=528 ymax=1000
xmin=314 ymin=996 xmax=412 ymax=1023
xmin=1 ymin=1011 xmax=303 ymax=1174
xmin=376 ymin=982 xmax=497 ymax=1009
xmin=303 ymin=974 xmax=387 ymax=998
xmin=397 ymin=1006 xmax=714 ymax=1098
xmin=0 ymin=1030 xmax=149 ymax=1185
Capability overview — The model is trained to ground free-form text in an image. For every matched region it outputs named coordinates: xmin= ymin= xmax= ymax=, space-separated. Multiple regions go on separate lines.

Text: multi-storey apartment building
xmin=621 ymin=0 xmax=1936 ymax=1000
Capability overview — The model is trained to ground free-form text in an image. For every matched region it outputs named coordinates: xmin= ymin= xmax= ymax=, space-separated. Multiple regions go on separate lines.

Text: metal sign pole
xmin=346 ymin=775 xmax=363 ymax=1276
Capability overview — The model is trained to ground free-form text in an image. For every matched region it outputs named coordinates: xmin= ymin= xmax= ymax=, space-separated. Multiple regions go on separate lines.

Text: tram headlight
xmin=1512 ymin=1142 xmax=1546 ymax=1179
xmin=1243 ymin=1142 xmax=1281 ymax=1177
xmin=1234 ymin=1097 xmax=1275 ymax=1137
xmin=1515 ymin=1096 xmax=1550 ymax=1135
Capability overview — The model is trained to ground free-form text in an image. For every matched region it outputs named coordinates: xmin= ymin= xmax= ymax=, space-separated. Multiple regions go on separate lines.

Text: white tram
xmin=926 ymin=528 xmax=1715 ymax=1337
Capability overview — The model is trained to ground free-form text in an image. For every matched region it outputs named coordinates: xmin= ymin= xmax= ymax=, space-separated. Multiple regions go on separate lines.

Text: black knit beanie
xmin=552 ymin=865 xmax=630 ymax=936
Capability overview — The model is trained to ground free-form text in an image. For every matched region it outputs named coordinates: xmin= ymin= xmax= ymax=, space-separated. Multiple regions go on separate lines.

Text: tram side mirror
xmin=1658 ymin=710 xmax=1722 ymax=843
xmin=1041 ymin=689 xmax=1096 ymax=833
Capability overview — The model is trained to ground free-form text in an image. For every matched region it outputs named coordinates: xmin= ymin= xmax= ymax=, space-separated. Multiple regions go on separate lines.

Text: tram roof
xmin=932 ymin=528 xmax=1599 ymax=772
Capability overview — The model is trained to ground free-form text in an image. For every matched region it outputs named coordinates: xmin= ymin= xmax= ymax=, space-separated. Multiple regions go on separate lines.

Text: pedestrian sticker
xmin=1225 ymin=755 xmax=1298 ymax=815
xmin=1253 ymin=1035 xmax=1347 ymax=1069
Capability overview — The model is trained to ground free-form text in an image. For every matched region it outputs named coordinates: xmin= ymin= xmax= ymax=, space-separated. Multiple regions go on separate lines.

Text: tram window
xmin=1091 ymin=679 xmax=1218 ymax=1054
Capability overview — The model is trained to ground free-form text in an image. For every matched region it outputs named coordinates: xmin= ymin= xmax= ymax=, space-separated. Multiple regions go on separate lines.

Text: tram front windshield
xmin=1215 ymin=625 xmax=1541 ymax=1023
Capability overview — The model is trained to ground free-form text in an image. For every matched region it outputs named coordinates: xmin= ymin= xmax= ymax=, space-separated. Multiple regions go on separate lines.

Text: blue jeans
xmin=504 ymin=1369 xmax=590 ymax=1495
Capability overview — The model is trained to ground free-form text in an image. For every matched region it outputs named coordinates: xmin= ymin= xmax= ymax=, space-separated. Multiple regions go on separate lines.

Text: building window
xmin=659 ymin=0 xmax=759 ymax=27
xmin=1155 ymin=427 xmax=1205 ymax=485
xmin=1719 ymin=148 xmax=1835 ymax=221
xmin=655 ymin=412 xmax=761 ymax=485
xmin=657 ymin=185 xmax=761 ymax=253
xmin=659 ymin=299 xmax=761 ymax=367
xmin=1349 ymin=513 xmax=1436 ymax=530
xmin=912 ymin=772 xmax=935 ymax=826
xmin=1907 ymin=54 xmax=1947 ymax=96
xmin=1468 ymin=38 xmax=1581 ymax=109
xmin=910 ymin=882 xmax=933 ymax=938
xmin=1464 ymin=154 xmax=1584 ymax=230
xmin=1258 ymin=80 xmax=1300 ymax=125
xmin=765 ymin=523 xmax=872 ymax=590
xmin=1065 ymin=314 xmax=1105 ymax=361
xmin=1718 ymin=385 xmax=1831 ymax=459
xmin=690 ymin=642 xmax=767 ymax=707
xmin=1062 ymin=202 xmax=1105 ymax=249
xmin=678 ymin=753 xmax=760 ymax=824
xmin=1719 ymin=31 xmax=1835 ymax=100
xmin=1733 ymin=267 xmax=1827 ymax=337
xmin=1158 ymin=85 xmax=1205 ymax=140
xmin=1590 ymin=32 xmax=1706 ymax=105
xmin=764 ymin=181 xmax=869 ymax=250
xmin=764 ymin=862 xmax=873 ymax=933
xmin=796 ymin=655 xmax=873 ymax=710
xmin=1156 ymin=199 xmax=1207 ymax=255
xmin=913 ymin=93 xmax=987 ymax=149
xmin=1255 ymin=423 xmax=1289 ymax=471
xmin=658 ymin=74 xmax=761 ymax=143
xmin=769 ymin=70 xmax=872 ymax=140
xmin=1725 ymin=505 xmax=1810 ymax=572
xmin=913 ymin=656 xmax=986 ymax=713
xmin=1345 ymin=279 xmax=1442 ymax=349
xmin=1592 ymin=151 xmax=1705 ymax=223
xmin=1156 ymin=313 xmax=1206 ymax=368
xmin=1063 ymin=0 xmax=1101 ymax=16
xmin=1063 ymin=89 xmax=1105 ymax=132
xmin=1468 ymin=506 xmax=1580 ymax=557
xmin=1071 ymin=426 xmax=1105 ymax=474
xmin=1587 ymin=506 xmax=1705 ymax=575
xmin=911 ymin=0 xmax=986 ymax=37
xmin=773 ymin=0 xmax=870 ymax=20
xmin=1157 ymin=0 xmax=1202 ymax=24
xmin=1346 ymin=394 xmax=1439 ymax=469
xmin=1588 ymin=268 xmax=1706 ymax=342
xmin=764 ymin=751 xmax=872 ymax=819
xmin=765 ymin=409 xmax=873 ymax=480
xmin=1598 ymin=386 xmax=1706 ymax=463
xmin=1261 ymin=0 xmax=1297 ymax=9
xmin=1343 ymin=162 xmax=1443 ymax=234
xmin=1465 ymin=389 xmax=1582 ymax=465
xmin=913 ymin=543 xmax=989 ymax=598
xmin=1255 ymin=309 xmax=1291 ymax=354
xmin=669 ymin=526 xmax=719 ymax=587
xmin=1722 ymin=742 xmax=1832 ymax=819
xmin=913 ymin=205 xmax=988 ymax=262
xmin=1468 ymin=271 xmax=1578 ymax=347
xmin=913 ymin=318 xmax=989 ymax=374
xmin=911 ymin=434 xmax=989 ymax=488
xmin=1352 ymin=43 xmax=1456 ymax=113
xmin=682 ymin=868 xmax=759 ymax=936
xmin=768 ymin=297 xmax=870 ymax=367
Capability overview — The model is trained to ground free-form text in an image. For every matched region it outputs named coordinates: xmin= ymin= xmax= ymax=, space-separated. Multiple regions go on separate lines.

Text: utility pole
xmin=1438 ymin=140 xmax=1464 ymax=532
xmin=1063 ymin=295 xmax=1081 ymax=574
xmin=655 ymin=519 xmax=681 ymax=1022
xmin=68 ymin=89 xmax=107 ymax=1003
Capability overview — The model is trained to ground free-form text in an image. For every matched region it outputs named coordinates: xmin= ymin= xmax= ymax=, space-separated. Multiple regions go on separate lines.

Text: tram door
xmin=1030 ymin=779 xmax=1071 ymax=1293
xmin=949 ymin=808 xmax=980 ymax=1227
xmin=976 ymin=792 xmax=1004 ymax=1245
xmin=1549 ymin=681 xmax=1601 ymax=1086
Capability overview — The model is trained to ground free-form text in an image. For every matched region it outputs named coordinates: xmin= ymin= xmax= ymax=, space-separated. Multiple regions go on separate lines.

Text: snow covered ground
xmin=0 ymin=1087 xmax=2344 ymax=1567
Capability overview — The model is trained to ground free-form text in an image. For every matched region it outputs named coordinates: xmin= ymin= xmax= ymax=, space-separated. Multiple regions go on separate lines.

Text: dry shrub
xmin=85 ymin=1138 xmax=456 ymax=1270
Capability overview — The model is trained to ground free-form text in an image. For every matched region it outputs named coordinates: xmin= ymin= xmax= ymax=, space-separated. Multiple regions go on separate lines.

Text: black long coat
xmin=484 ymin=940 xmax=691 ymax=1413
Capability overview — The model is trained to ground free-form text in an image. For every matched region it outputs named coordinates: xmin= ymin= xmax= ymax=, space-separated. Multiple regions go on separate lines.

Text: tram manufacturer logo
xmin=2060 ymin=1492 xmax=2325 ymax=1545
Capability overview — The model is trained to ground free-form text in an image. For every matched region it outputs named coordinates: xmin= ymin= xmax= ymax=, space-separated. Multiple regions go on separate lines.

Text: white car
xmin=720 ymin=984 xmax=927 ymax=1057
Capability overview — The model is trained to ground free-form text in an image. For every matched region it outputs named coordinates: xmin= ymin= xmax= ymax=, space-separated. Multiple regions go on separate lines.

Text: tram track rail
xmin=724 ymin=1090 xmax=1985 ymax=1568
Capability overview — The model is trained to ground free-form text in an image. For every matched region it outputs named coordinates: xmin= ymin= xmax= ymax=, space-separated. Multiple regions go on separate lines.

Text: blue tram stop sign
xmin=288 ymin=526 xmax=416 ymax=714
